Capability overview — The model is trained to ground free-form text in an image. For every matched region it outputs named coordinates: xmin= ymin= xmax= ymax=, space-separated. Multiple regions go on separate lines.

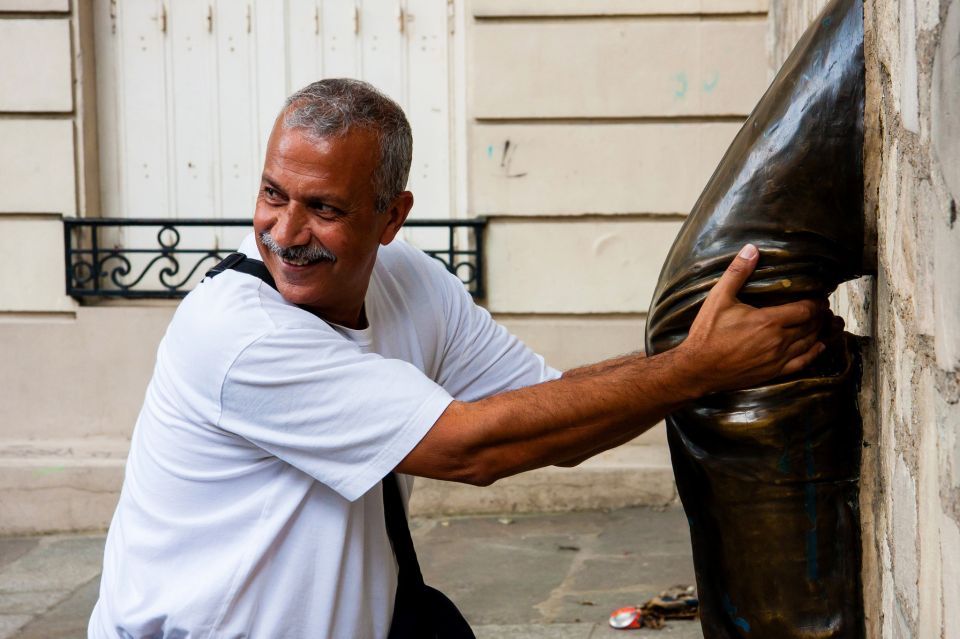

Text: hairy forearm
xmin=398 ymin=247 xmax=829 ymax=485
xmin=396 ymin=347 xmax=702 ymax=485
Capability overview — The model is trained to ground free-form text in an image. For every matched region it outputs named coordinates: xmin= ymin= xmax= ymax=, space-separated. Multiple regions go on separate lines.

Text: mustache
xmin=259 ymin=231 xmax=337 ymax=264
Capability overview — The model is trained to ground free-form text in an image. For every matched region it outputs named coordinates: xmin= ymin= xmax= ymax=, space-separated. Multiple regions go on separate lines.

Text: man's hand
xmin=676 ymin=243 xmax=828 ymax=395
xmin=396 ymin=243 xmax=833 ymax=485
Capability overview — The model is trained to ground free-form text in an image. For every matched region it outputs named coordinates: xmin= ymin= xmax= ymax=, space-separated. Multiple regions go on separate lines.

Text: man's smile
xmin=281 ymin=255 xmax=328 ymax=267
xmin=259 ymin=230 xmax=338 ymax=271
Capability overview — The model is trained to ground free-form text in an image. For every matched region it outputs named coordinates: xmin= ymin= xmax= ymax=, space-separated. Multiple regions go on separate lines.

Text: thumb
xmin=709 ymin=244 xmax=759 ymax=303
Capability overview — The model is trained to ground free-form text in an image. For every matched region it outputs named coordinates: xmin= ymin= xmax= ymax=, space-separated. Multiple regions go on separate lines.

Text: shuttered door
xmin=93 ymin=0 xmax=454 ymax=262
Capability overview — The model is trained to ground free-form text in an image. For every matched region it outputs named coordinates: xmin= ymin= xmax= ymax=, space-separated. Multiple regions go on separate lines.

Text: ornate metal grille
xmin=64 ymin=218 xmax=487 ymax=300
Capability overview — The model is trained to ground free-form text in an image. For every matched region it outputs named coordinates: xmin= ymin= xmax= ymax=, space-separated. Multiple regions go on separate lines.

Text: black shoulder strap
xmin=384 ymin=473 xmax=474 ymax=638
xmin=205 ymin=252 xmax=278 ymax=291
xmin=383 ymin=473 xmax=425 ymax=587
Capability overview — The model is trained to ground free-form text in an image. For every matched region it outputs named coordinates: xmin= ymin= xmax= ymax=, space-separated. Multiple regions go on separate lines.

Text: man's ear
xmin=379 ymin=191 xmax=414 ymax=245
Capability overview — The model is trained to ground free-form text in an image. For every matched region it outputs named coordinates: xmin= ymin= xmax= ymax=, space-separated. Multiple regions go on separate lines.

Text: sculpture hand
xmin=677 ymin=243 xmax=828 ymax=395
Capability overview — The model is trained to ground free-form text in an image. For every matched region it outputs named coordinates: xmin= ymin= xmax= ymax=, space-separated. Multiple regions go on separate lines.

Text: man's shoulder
xmin=167 ymin=271 xmax=327 ymax=365
xmin=375 ymin=238 xmax=459 ymax=300
xmin=377 ymin=236 xmax=434 ymax=269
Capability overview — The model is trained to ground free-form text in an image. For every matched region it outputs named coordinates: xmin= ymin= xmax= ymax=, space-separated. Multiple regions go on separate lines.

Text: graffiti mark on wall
xmin=498 ymin=140 xmax=527 ymax=179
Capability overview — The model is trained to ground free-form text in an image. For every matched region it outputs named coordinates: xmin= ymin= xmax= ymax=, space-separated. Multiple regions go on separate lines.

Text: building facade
xmin=5 ymin=1 xmax=959 ymax=634
xmin=0 ymin=0 xmax=770 ymax=531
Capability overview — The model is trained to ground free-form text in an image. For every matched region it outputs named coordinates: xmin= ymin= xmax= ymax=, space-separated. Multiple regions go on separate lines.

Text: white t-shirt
xmin=89 ymin=235 xmax=559 ymax=639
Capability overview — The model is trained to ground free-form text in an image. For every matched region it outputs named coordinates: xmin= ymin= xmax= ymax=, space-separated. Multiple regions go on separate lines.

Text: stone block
xmin=931 ymin=0 xmax=960 ymax=371
xmin=0 ymin=305 xmax=174 ymax=439
xmin=0 ymin=433 xmax=674 ymax=533
xmin=0 ymin=120 xmax=76 ymax=215
xmin=0 ymin=218 xmax=75 ymax=312
xmin=494 ymin=315 xmax=646 ymax=370
xmin=470 ymin=122 xmax=741 ymax=216
xmin=471 ymin=0 xmax=767 ymax=17
xmin=941 ymin=513 xmax=960 ymax=639
xmin=470 ymin=18 xmax=768 ymax=118
xmin=0 ymin=615 xmax=32 ymax=638
xmin=933 ymin=0 xmax=960 ymax=203
xmin=409 ymin=433 xmax=675 ymax=516
xmin=936 ymin=389 xmax=960 ymax=491
xmin=0 ymin=0 xmax=68 ymax=10
xmin=933 ymin=215 xmax=960 ymax=371
xmin=0 ymin=439 xmax=127 ymax=534
xmin=899 ymin=1 xmax=920 ymax=133
xmin=917 ymin=369 xmax=943 ymax=638
xmin=892 ymin=453 xmax=919 ymax=619
xmin=485 ymin=218 xmax=683 ymax=313
xmin=0 ymin=19 xmax=72 ymax=112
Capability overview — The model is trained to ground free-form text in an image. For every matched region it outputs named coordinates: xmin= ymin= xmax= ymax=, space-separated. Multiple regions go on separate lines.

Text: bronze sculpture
xmin=645 ymin=0 xmax=866 ymax=636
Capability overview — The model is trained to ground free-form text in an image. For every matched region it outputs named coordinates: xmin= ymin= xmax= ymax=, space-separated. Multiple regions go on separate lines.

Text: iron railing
xmin=64 ymin=217 xmax=487 ymax=300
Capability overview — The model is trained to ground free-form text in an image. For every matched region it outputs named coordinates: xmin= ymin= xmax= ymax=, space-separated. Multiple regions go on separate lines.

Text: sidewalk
xmin=0 ymin=506 xmax=703 ymax=639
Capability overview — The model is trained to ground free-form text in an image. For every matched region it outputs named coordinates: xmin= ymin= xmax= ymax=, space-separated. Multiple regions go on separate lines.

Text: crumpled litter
xmin=608 ymin=584 xmax=699 ymax=630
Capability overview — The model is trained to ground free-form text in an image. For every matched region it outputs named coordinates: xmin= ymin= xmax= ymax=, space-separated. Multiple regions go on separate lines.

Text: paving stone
xmin=0 ymin=590 xmax=67 ymax=615
xmin=0 ymin=541 xmax=37 ymax=573
xmin=0 ymin=615 xmax=30 ymax=639
xmin=474 ymin=623 xmax=595 ymax=638
xmin=0 ymin=537 xmax=102 ymax=594
xmin=591 ymin=620 xmax=704 ymax=638
xmin=419 ymin=507 xmax=697 ymax=628
xmin=10 ymin=576 xmax=98 ymax=639
xmin=0 ymin=507 xmax=704 ymax=638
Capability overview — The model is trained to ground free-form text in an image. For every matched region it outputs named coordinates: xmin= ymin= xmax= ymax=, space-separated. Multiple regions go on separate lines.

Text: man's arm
xmin=395 ymin=244 xmax=826 ymax=485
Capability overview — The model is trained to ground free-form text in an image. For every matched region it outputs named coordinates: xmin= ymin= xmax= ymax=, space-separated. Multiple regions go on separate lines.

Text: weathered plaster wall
xmin=866 ymin=1 xmax=960 ymax=636
xmin=770 ymin=1 xmax=960 ymax=636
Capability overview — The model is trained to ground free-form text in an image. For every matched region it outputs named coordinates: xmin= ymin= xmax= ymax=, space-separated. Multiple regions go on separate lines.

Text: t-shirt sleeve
xmin=217 ymin=327 xmax=454 ymax=502
xmin=427 ymin=258 xmax=562 ymax=401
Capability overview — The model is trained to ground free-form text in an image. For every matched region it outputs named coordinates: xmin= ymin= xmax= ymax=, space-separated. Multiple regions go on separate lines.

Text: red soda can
xmin=608 ymin=606 xmax=643 ymax=629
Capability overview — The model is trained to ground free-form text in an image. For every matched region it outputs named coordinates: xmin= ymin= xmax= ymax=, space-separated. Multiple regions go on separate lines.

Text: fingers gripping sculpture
xmin=645 ymin=0 xmax=866 ymax=637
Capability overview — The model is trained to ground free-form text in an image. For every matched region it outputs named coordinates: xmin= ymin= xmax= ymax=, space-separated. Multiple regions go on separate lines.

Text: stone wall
xmin=866 ymin=0 xmax=960 ymax=636
xmin=769 ymin=1 xmax=960 ymax=636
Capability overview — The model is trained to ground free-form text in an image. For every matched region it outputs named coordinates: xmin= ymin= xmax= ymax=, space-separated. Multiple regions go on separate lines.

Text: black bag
xmin=206 ymin=255 xmax=475 ymax=639
xmin=382 ymin=473 xmax=475 ymax=639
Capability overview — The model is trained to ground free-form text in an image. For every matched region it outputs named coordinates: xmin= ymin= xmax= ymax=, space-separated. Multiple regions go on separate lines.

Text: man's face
xmin=253 ymin=123 xmax=410 ymax=327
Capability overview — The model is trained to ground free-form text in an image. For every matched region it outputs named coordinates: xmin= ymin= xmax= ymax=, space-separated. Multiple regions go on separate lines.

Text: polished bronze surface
xmin=644 ymin=0 xmax=866 ymax=636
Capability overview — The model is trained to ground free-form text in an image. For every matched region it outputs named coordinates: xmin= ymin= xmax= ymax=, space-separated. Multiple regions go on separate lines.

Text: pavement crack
xmin=533 ymin=531 xmax=600 ymax=622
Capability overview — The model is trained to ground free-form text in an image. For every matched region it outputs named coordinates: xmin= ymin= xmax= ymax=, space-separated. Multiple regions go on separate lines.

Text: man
xmin=90 ymin=79 xmax=827 ymax=638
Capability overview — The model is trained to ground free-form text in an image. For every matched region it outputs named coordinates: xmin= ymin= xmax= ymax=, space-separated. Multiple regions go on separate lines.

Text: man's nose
xmin=270 ymin=205 xmax=311 ymax=248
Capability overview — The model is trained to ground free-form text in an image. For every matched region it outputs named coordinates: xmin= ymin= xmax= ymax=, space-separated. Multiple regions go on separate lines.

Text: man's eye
xmin=263 ymin=187 xmax=278 ymax=198
xmin=313 ymin=204 xmax=341 ymax=218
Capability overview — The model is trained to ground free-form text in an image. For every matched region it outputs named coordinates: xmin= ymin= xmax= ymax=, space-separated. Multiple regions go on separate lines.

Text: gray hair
xmin=282 ymin=79 xmax=412 ymax=213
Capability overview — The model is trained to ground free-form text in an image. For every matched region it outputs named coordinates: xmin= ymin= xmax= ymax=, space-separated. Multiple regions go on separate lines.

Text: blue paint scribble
xmin=486 ymin=144 xmax=494 ymax=159
xmin=805 ymin=483 xmax=819 ymax=581
xmin=722 ymin=595 xmax=751 ymax=633
xmin=673 ymin=72 xmax=688 ymax=98
xmin=703 ymin=72 xmax=720 ymax=93
xmin=804 ymin=421 xmax=819 ymax=582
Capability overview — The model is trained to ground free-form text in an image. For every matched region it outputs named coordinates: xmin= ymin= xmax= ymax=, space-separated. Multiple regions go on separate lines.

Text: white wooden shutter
xmin=94 ymin=0 xmax=454 ymax=237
